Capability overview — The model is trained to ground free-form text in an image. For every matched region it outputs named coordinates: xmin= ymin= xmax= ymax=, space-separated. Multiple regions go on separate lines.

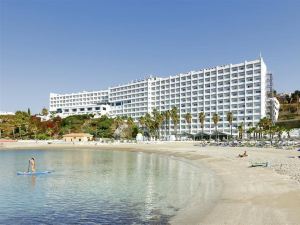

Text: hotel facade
xmin=49 ymin=57 xmax=279 ymax=136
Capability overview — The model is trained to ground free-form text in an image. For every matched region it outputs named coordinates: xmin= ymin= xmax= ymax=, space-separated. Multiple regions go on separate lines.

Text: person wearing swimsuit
xmin=28 ymin=157 xmax=36 ymax=172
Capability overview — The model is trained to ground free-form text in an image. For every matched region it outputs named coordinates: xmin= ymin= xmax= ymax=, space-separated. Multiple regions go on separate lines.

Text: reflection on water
xmin=0 ymin=149 xmax=207 ymax=224
xmin=30 ymin=176 xmax=36 ymax=188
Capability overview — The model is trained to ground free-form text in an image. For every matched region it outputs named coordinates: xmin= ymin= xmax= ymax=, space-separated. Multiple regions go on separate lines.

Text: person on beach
xmin=28 ymin=157 xmax=36 ymax=172
xmin=238 ymin=151 xmax=248 ymax=158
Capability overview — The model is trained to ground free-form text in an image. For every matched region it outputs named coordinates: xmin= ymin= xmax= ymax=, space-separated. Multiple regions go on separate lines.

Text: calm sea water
xmin=0 ymin=149 xmax=207 ymax=224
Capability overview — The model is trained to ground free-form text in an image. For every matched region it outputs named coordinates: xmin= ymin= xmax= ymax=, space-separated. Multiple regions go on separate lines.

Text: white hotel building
xmin=49 ymin=57 xmax=279 ymax=136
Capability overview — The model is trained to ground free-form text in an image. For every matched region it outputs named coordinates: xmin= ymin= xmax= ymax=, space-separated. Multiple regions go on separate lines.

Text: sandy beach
xmin=1 ymin=141 xmax=300 ymax=225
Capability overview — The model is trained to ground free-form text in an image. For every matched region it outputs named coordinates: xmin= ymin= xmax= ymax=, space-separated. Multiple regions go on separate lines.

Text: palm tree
xmin=144 ymin=113 xmax=154 ymax=139
xmin=170 ymin=107 xmax=179 ymax=140
xmin=160 ymin=111 xmax=165 ymax=138
xmin=138 ymin=116 xmax=146 ymax=139
xmin=212 ymin=113 xmax=220 ymax=142
xmin=253 ymin=126 xmax=259 ymax=140
xmin=257 ymin=120 xmax=263 ymax=139
xmin=275 ymin=126 xmax=284 ymax=140
xmin=184 ymin=113 xmax=192 ymax=135
xmin=127 ymin=117 xmax=134 ymax=127
xmin=257 ymin=117 xmax=272 ymax=140
xmin=139 ymin=115 xmax=145 ymax=130
xmin=41 ymin=108 xmax=49 ymax=116
xmin=267 ymin=125 xmax=276 ymax=143
xmin=285 ymin=127 xmax=292 ymax=139
xmin=165 ymin=110 xmax=171 ymax=137
xmin=152 ymin=109 xmax=164 ymax=139
xmin=265 ymin=118 xmax=272 ymax=140
xmin=238 ymin=122 xmax=244 ymax=139
xmin=226 ymin=112 xmax=233 ymax=140
xmin=158 ymin=112 xmax=164 ymax=139
xmin=247 ymin=127 xmax=256 ymax=139
xmin=198 ymin=112 xmax=205 ymax=140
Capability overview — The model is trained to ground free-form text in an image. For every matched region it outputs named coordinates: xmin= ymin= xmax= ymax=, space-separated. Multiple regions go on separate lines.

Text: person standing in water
xmin=28 ymin=157 xmax=36 ymax=172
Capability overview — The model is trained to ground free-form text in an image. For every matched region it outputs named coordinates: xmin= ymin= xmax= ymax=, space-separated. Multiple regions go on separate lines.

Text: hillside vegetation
xmin=276 ymin=90 xmax=300 ymax=128
xmin=0 ymin=112 xmax=138 ymax=140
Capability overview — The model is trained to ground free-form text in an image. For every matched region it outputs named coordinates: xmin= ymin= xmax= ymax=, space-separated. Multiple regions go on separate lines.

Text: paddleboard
xmin=17 ymin=171 xmax=52 ymax=175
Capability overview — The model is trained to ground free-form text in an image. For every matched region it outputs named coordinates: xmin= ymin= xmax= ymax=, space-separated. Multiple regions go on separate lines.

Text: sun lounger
xmin=250 ymin=162 xmax=269 ymax=167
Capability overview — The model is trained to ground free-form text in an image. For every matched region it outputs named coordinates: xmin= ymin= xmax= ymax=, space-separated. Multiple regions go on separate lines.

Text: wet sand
xmin=1 ymin=141 xmax=300 ymax=225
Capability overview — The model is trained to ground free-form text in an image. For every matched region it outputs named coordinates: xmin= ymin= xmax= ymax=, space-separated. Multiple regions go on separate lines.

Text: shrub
xmin=36 ymin=133 xmax=50 ymax=140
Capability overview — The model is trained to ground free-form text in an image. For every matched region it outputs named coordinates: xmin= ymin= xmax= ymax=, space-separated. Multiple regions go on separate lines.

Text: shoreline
xmin=1 ymin=142 xmax=300 ymax=224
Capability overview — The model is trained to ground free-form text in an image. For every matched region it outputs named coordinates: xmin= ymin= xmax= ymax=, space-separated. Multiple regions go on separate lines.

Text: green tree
xmin=0 ymin=118 xmax=4 ymax=139
xmin=61 ymin=115 xmax=91 ymax=134
xmin=139 ymin=116 xmax=146 ymax=138
xmin=285 ymin=127 xmax=292 ymax=139
xmin=152 ymin=109 xmax=164 ymax=139
xmin=41 ymin=108 xmax=49 ymax=116
xmin=11 ymin=125 xmax=16 ymax=139
xmin=268 ymin=125 xmax=277 ymax=143
xmin=15 ymin=111 xmax=30 ymax=139
xmin=276 ymin=126 xmax=284 ymax=140
xmin=170 ymin=107 xmax=179 ymax=140
xmin=127 ymin=117 xmax=134 ymax=126
xmin=144 ymin=113 xmax=155 ymax=138
xmin=131 ymin=125 xmax=139 ymax=139
xmin=226 ymin=112 xmax=233 ymax=139
xmin=97 ymin=115 xmax=114 ymax=138
xmin=46 ymin=128 xmax=52 ymax=137
xmin=165 ymin=110 xmax=171 ymax=137
xmin=161 ymin=111 xmax=166 ymax=138
xmin=0 ymin=118 xmax=6 ymax=139
xmin=238 ymin=122 xmax=244 ymax=139
xmin=126 ymin=117 xmax=136 ymax=139
xmin=184 ymin=113 xmax=192 ymax=135
xmin=257 ymin=117 xmax=272 ymax=139
xmin=247 ymin=127 xmax=256 ymax=139
xmin=212 ymin=113 xmax=220 ymax=141
xmin=198 ymin=112 xmax=205 ymax=140
xmin=31 ymin=125 xmax=38 ymax=140
xmin=291 ymin=90 xmax=300 ymax=104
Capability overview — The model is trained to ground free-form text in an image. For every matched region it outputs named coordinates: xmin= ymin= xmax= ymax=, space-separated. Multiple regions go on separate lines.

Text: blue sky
xmin=1 ymin=0 xmax=299 ymax=113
